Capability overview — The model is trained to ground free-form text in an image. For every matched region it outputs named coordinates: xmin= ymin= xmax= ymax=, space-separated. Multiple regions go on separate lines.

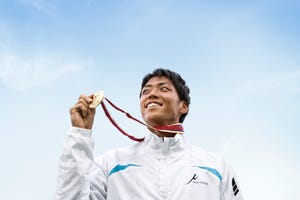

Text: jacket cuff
xmin=70 ymin=127 xmax=92 ymax=138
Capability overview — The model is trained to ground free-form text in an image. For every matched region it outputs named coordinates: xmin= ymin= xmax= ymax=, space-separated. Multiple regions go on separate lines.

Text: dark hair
xmin=140 ymin=68 xmax=190 ymax=123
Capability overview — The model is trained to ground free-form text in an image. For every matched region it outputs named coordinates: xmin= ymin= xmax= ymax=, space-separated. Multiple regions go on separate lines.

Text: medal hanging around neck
xmin=89 ymin=90 xmax=184 ymax=142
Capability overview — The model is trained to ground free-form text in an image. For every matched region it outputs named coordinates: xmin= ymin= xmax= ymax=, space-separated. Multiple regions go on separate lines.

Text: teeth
xmin=147 ymin=102 xmax=160 ymax=108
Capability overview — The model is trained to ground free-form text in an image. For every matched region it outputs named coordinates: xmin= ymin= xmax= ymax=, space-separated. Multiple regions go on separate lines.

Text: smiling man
xmin=56 ymin=68 xmax=244 ymax=200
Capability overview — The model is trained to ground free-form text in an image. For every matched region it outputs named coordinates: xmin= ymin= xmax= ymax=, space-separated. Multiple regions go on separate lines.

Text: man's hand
xmin=69 ymin=94 xmax=96 ymax=129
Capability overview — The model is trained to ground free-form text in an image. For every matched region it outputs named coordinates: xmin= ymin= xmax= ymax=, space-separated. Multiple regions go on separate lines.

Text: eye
xmin=160 ymin=86 xmax=170 ymax=91
xmin=141 ymin=88 xmax=149 ymax=95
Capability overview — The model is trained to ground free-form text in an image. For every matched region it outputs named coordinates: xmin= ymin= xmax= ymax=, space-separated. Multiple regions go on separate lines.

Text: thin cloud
xmin=236 ymin=70 xmax=300 ymax=95
xmin=0 ymin=52 xmax=87 ymax=91
xmin=19 ymin=0 xmax=58 ymax=18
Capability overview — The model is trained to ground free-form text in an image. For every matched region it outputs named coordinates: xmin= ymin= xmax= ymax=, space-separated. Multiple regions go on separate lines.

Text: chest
xmin=106 ymin=153 xmax=222 ymax=200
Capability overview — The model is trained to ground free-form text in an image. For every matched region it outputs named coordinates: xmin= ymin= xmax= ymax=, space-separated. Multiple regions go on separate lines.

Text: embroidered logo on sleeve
xmin=232 ymin=178 xmax=239 ymax=196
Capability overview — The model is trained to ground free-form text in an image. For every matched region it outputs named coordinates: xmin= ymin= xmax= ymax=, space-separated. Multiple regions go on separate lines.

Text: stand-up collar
xmin=143 ymin=131 xmax=187 ymax=155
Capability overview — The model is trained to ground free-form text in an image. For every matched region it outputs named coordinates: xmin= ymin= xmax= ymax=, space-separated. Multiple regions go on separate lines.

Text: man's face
xmin=140 ymin=76 xmax=188 ymax=127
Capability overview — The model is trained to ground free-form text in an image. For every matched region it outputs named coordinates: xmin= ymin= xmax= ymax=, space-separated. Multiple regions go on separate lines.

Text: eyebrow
xmin=143 ymin=82 xmax=169 ymax=88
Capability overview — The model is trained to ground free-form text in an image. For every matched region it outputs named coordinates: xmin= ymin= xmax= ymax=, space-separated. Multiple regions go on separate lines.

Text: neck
xmin=148 ymin=123 xmax=184 ymax=137
xmin=148 ymin=128 xmax=176 ymax=137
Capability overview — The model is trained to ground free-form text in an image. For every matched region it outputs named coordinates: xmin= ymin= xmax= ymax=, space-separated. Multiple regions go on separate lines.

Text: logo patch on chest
xmin=185 ymin=174 xmax=208 ymax=185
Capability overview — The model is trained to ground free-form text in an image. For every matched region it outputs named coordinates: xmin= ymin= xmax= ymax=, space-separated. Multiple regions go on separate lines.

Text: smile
xmin=146 ymin=102 xmax=162 ymax=108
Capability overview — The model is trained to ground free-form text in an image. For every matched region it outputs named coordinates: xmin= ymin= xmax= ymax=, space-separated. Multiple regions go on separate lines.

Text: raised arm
xmin=56 ymin=94 xmax=107 ymax=200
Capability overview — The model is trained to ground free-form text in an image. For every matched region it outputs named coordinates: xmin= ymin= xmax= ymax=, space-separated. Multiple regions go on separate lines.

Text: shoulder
xmin=94 ymin=142 xmax=144 ymax=166
xmin=187 ymin=143 xmax=234 ymax=180
xmin=186 ymin=141 xmax=243 ymax=198
xmin=188 ymin=143 xmax=225 ymax=165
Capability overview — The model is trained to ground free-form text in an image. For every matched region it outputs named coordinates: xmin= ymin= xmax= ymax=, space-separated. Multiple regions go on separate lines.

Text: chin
xmin=146 ymin=119 xmax=165 ymax=127
xmin=144 ymin=116 xmax=159 ymax=126
xmin=143 ymin=111 xmax=167 ymax=125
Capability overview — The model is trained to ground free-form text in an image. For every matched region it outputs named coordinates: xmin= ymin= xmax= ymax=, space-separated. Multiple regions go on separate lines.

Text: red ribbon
xmin=100 ymin=97 xmax=184 ymax=142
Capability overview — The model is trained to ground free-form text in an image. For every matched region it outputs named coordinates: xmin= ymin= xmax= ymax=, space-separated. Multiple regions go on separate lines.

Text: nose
xmin=147 ymin=88 xmax=159 ymax=99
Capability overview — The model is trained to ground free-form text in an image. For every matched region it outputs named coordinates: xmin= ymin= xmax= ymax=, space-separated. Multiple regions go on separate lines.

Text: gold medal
xmin=89 ymin=90 xmax=105 ymax=108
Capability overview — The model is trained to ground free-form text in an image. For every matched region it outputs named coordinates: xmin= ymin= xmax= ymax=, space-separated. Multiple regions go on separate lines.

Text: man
xmin=56 ymin=68 xmax=243 ymax=199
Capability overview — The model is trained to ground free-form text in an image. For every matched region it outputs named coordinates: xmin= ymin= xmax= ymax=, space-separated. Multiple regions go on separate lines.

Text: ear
xmin=179 ymin=101 xmax=188 ymax=114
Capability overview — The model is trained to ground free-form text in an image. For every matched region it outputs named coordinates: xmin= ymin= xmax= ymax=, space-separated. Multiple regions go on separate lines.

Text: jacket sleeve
xmin=220 ymin=160 xmax=244 ymax=200
xmin=56 ymin=127 xmax=107 ymax=200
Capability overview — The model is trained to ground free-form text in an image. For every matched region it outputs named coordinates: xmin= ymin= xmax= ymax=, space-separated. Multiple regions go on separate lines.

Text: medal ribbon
xmin=100 ymin=97 xmax=184 ymax=142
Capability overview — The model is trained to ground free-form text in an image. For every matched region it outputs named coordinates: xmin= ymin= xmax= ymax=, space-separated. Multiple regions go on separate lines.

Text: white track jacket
xmin=56 ymin=127 xmax=243 ymax=200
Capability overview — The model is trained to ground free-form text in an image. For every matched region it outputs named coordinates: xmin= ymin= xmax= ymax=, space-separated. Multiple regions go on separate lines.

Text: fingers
xmin=70 ymin=94 xmax=94 ymax=116
xmin=69 ymin=93 xmax=97 ymax=129
xmin=78 ymin=94 xmax=94 ymax=105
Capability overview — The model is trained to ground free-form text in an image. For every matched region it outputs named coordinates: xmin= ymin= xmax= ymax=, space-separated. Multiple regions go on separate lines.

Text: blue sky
xmin=0 ymin=0 xmax=299 ymax=199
